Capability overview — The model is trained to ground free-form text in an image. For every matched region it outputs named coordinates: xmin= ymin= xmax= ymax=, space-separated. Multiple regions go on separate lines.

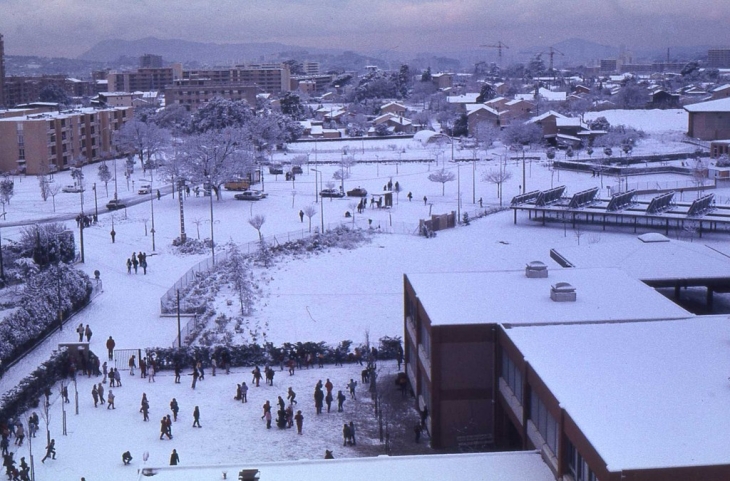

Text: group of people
xmin=75 ymin=323 xmax=93 ymax=343
xmin=126 ymin=251 xmax=149 ymax=275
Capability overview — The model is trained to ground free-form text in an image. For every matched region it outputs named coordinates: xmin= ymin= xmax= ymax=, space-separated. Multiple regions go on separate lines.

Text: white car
xmin=138 ymin=185 xmax=152 ymax=195
xmin=62 ymin=185 xmax=84 ymax=193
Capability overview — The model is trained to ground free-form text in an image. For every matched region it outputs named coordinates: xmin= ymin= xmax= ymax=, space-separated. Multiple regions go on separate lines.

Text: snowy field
xmin=1 ymin=112 xmax=729 ymax=480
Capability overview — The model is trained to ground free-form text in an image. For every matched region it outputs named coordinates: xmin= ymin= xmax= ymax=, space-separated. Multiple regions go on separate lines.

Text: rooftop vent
xmin=239 ymin=469 xmax=260 ymax=481
xmin=550 ymin=282 xmax=576 ymax=302
xmin=526 ymin=261 xmax=548 ymax=278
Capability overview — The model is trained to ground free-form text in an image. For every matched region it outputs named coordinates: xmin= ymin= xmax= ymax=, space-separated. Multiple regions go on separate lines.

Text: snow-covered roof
xmin=538 ymin=88 xmax=567 ymax=102
xmin=713 ymin=84 xmax=730 ymax=92
xmin=406 ymin=267 xmax=691 ymax=327
xmin=136 ymin=451 xmax=555 ymax=481
xmin=555 ymin=117 xmax=583 ymax=128
xmin=380 ymin=101 xmax=406 ymax=110
xmin=684 ymin=97 xmax=730 ymax=113
xmin=527 ymin=110 xmax=566 ymax=123
xmin=446 ymin=93 xmax=480 ymax=104
xmin=412 ymin=129 xmax=449 ymax=145
xmin=465 ymin=104 xmax=500 ymax=117
xmin=551 ymin=234 xmax=730 ymax=283
xmin=513 ymin=93 xmax=534 ymax=102
xmin=505 ymin=316 xmax=730 ymax=471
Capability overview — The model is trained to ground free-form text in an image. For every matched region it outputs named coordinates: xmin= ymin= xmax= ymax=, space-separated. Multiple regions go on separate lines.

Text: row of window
xmin=501 ymin=351 xmax=523 ymax=401
xmin=530 ymin=390 xmax=558 ymax=456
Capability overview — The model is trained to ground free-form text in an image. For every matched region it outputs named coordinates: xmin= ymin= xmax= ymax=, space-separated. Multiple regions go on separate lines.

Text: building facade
xmin=183 ymin=64 xmax=291 ymax=95
xmin=708 ymin=48 xmax=730 ymax=68
xmin=0 ymin=106 xmax=132 ymax=174
xmin=107 ymin=65 xmax=183 ymax=92
xmin=0 ymin=33 xmax=5 ymax=108
xmin=165 ymin=79 xmax=259 ymax=111
xmin=684 ymin=98 xmax=730 ymax=140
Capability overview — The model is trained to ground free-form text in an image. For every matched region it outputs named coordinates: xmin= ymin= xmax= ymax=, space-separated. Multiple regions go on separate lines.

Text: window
xmin=566 ymin=439 xmax=599 ymax=481
xmin=531 ymin=390 xmax=558 ymax=456
xmin=501 ymin=351 xmax=523 ymax=401
xmin=419 ymin=323 xmax=431 ymax=359
xmin=18 ymin=149 xmax=25 ymax=160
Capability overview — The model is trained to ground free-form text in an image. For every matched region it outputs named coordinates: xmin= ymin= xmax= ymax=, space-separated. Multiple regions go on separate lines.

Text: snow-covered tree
xmin=0 ymin=178 xmax=14 ymax=206
xmin=428 ymin=168 xmax=456 ymax=195
xmin=248 ymin=215 xmax=266 ymax=241
xmin=188 ymin=97 xmax=253 ymax=134
xmin=227 ymin=244 xmax=256 ymax=316
xmin=482 ymin=169 xmax=513 ymax=206
xmin=303 ymin=205 xmax=317 ymax=232
xmin=97 ymin=162 xmax=112 ymax=197
xmin=114 ymin=120 xmax=170 ymax=173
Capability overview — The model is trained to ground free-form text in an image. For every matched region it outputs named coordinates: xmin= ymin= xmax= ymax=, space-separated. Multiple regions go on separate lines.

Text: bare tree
xmin=48 ymin=182 xmax=61 ymax=212
xmin=114 ymin=120 xmax=171 ymax=173
xmin=333 ymin=169 xmax=351 ymax=192
xmin=192 ymin=217 xmax=205 ymax=239
xmin=428 ymin=168 xmax=456 ymax=195
xmin=303 ymin=205 xmax=317 ymax=232
xmin=249 ymin=215 xmax=266 ymax=241
xmin=482 ymin=169 xmax=513 ymax=206
xmin=38 ymin=175 xmax=50 ymax=202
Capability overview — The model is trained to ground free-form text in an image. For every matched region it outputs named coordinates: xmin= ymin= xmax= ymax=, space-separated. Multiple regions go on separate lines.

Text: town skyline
xmin=0 ymin=0 xmax=728 ymax=59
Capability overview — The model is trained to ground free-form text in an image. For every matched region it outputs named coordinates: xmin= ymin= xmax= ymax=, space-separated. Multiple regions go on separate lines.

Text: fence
xmin=166 ymin=314 xmax=199 ymax=348
xmin=607 ymin=179 xmax=716 ymax=196
xmin=113 ymin=348 xmax=142 ymax=372
xmin=160 ymin=220 xmax=419 ymax=313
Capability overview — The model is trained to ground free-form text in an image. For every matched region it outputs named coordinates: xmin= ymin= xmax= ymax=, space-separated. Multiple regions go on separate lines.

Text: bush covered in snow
xmin=0 ymin=264 xmax=92 ymax=364
xmin=0 ymin=348 xmax=71 ymax=422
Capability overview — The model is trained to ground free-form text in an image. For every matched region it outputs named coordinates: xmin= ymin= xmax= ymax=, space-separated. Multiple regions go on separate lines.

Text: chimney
xmin=550 ymin=282 xmax=576 ymax=302
xmin=525 ymin=261 xmax=548 ymax=278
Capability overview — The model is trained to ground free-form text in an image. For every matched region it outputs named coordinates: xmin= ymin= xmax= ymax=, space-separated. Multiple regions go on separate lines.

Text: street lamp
xmin=310 ymin=169 xmax=324 ymax=233
xmin=140 ymin=172 xmax=156 ymax=252
xmin=92 ymin=183 xmax=98 ymax=220
xmin=208 ymin=175 xmax=215 ymax=264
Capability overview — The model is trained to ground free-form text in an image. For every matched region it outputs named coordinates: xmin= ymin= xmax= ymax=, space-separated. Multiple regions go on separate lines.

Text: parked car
xmin=234 ymin=190 xmax=264 ymax=201
xmin=290 ymin=165 xmax=303 ymax=174
xmin=347 ymin=187 xmax=368 ymax=197
xmin=106 ymin=199 xmax=126 ymax=210
xmin=138 ymin=184 xmax=152 ymax=195
xmin=62 ymin=185 xmax=84 ymax=193
xmin=319 ymin=188 xmax=345 ymax=198
xmin=269 ymin=165 xmax=284 ymax=175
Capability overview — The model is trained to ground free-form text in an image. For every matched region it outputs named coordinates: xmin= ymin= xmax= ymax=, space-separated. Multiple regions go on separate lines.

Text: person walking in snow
xmin=347 ymin=379 xmax=357 ymax=399
xmin=84 ymin=324 xmax=92 ymax=342
xmin=192 ymin=406 xmax=201 ymax=428
xmin=191 ymin=367 xmax=199 ymax=389
xmin=91 ymin=385 xmax=99 ymax=407
xmin=325 ymin=391 xmax=333 ymax=413
xmin=241 ymin=382 xmax=248 ymax=403
xmin=159 ymin=418 xmax=169 ymax=440
xmin=170 ymin=398 xmax=179 ymax=421
xmin=41 ymin=439 xmax=56 ymax=463
xmin=114 ymin=368 xmax=122 ymax=387
xmin=299 ymin=210 xmax=304 ymax=222
xmin=132 ymin=253 xmax=138 ymax=274
xmin=174 ymin=364 xmax=181 ymax=383
xmin=314 ymin=387 xmax=324 ymax=415
xmin=348 ymin=421 xmax=356 ymax=446
xmin=126 ymin=258 xmax=132 ymax=274
xmin=287 ymin=387 xmax=297 ymax=405
xmin=294 ymin=410 xmax=304 ymax=434
xmin=106 ymin=336 xmax=115 ymax=360
xmin=342 ymin=423 xmax=351 ymax=446
xmin=107 ymin=390 xmax=115 ymax=409
xmin=97 ymin=383 xmax=105 ymax=404
xmin=337 ymin=390 xmax=346 ymax=412
xmin=129 ymin=355 xmax=136 ymax=376
xmin=148 ymin=362 xmax=156 ymax=382
xmin=76 ymin=323 xmax=84 ymax=342
xmin=169 ymin=449 xmax=179 ymax=466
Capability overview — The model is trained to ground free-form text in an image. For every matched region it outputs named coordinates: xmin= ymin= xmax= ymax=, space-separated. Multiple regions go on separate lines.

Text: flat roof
xmin=551 ymin=234 xmax=730 ymax=283
xmin=135 ymin=451 xmax=555 ymax=481
xmin=505 ymin=316 xmax=730 ymax=471
xmin=406 ymin=267 xmax=691 ymax=327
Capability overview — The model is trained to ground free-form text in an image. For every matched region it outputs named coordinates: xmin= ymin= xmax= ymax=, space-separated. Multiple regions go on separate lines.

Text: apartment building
xmin=0 ymin=106 xmax=132 ymax=174
xmin=183 ymin=64 xmax=291 ymax=95
xmin=0 ymin=33 xmax=5 ymax=107
xmin=684 ymin=97 xmax=730 ymax=140
xmin=107 ymin=64 xmax=183 ymax=92
xmin=165 ymin=78 xmax=259 ymax=111
xmin=708 ymin=48 xmax=730 ymax=68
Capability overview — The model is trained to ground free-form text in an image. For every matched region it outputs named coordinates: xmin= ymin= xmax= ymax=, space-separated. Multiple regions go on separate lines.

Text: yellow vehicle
xmin=223 ymin=179 xmax=251 ymax=191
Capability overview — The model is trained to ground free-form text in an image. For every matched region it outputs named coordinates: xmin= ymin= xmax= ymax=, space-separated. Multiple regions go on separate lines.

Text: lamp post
xmin=140 ymin=173 xmax=156 ymax=251
xmin=311 ymin=169 xmax=324 ymax=233
xmin=208 ymin=175 xmax=215 ymax=264
xmin=92 ymin=183 xmax=98 ymax=219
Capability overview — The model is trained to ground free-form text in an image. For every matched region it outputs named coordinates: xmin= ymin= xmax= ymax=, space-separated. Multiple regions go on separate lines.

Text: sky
xmin=0 ymin=0 xmax=729 ymax=58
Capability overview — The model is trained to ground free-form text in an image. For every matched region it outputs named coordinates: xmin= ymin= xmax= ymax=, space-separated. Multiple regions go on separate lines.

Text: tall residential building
xmin=165 ymin=79 xmax=259 ymax=111
xmin=183 ymin=63 xmax=291 ymax=95
xmin=139 ymin=53 xmax=163 ymax=69
xmin=0 ymin=33 xmax=5 ymax=107
xmin=708 ymin=48 xmax=730 ymax=68
xmin=107 ymin=64 xmax=182 ymax=92
xmin=0 ymin=106 xmax=132 ymax=175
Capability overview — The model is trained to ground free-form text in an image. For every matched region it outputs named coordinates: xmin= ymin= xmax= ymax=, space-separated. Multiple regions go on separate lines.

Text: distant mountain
xmin=77 ymin=37 xmax=341 ymax=67
xmin=5 ymin=55 xmax=109 ymax=78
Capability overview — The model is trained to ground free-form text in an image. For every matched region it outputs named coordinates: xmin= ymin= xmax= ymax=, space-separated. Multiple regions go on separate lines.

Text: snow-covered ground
xmin=1 ymin=111 xmax=728 ymax=480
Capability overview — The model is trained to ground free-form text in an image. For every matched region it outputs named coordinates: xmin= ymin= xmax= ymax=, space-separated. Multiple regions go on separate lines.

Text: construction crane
xmin=480 ymin=41 xmax=509 ymax=63
xmin=537 ymin=46 xmax=565 ymax=71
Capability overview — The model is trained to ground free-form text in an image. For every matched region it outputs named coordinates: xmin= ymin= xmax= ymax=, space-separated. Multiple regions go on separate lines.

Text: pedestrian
xmin=139 ymin=358 xmax=147 ymax=379
xmin=169 ymin=449 xmax=179 ymax=466
xmin=114 ymin=367 xmax=122 ymax=386
xmin=122 ymin=451 xmax=133 ymax=465
xmin=107 ymin=390 xmax=115 ymax=409
xmin=407 ymin=191 xmax=412 ymax=201
xmin=192 ymin=406 xmax=201 ymax=428
xmin=148 ymin=362 xmax=156 ymax=382
xmin=97 ymin=383 xmax=105 ymax=404
xmin=41 ymin=439 xmax=56 ymax=462
xmin=423 ymin=195 xmax=427 ymax=205
xmin=240 ymin=382 xmax=248 ymax=403
xmin=102 ymin=362 xmax=108 ymax=383
xmin=287 ymin=387 xmax=297 ymax=405
xmin=157 ymin=189 xmax=161 ymax=200
xmin=76 ymin=323 xmax=84 ymax=342
xmin=62 ymin=385 xmax=70 ymax=403
xmin=166 ymin=415 xmax=173 ymax=438
xmin=261 ymin=400 xmax=271 ymax=420
xmin=277 ymin=396 xmax=285 ymax=412
xmin=106 ymin=336 xmax=115 ymax=360
xmin=342 ymin=423 xmax=351 ymax=446
xmin=294 ymin=410 xmax=303 ymax=434
xmin=299 ymin=210 xmax=304 ymax=222
xmin=325 ymin=391 xmax=333 ymax=413
xmin=197 ymin=361 xmax=205 ymax=381
xmin=159 ymin=418 xmax=169 ymax=440
xmin=91 ymin=385 xmax=99 ymax=407
xmin=170 ymin=398 xmax=179 ymax=421
xmin=324 ymin=449 xmax=334 ymax=459
xmin=174 ymin=364 xmax=181 ymax=384
xmin=191 ymin=367 xmax=199 ymax=389
xmin=211 ymin=358 xmax=217 ymax=377
xmin=325 ymin=379 xmax=333 ymax=395
xmin=141 ymin=256 xmax=148 ymax=275
xmin=479 ymin=197 xmax=483 ymax=208
xmin=132 ymin=255 xmax=138 ymax=274
xmin=84 ymin=324 xmax=92 ymax=342
xmin=337 ymin=390 xmax=346 ymax=412
xmin=111 ymin=229 xmax=116 ymax=243
xmin=129 ymin=355 xmax=136 ymax=376
xmin=126 ymin=258 xmax=131 ymax=273
xmin=347 ymin=379 xmax=357 ymax=399
xmin=251 ymin=366 xmax=261 ymax=387
xmin=349 ymin=421 xmax=356 ymax=446
xmin=314 ymin=387 xmax=324 ymax=415
xmin=14 ymin=423 xmax=24 ymax=446
xmin=264 ymin=410 xmax=272 ymax=429
xmin=140 ymin=394 xmax=149 ymax=421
